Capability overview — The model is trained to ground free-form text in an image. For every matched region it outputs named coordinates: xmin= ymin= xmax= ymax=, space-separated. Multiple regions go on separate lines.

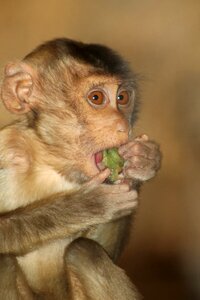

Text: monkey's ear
xmin=1 ymin=62 xmax=34 ymax=114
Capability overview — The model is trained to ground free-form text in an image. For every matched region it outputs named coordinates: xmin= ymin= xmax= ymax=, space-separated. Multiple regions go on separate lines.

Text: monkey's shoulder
xmin=0 ymin=124 xmax=36 ymax=169
xmin=0 ymin=124 xmax=78 ymax=212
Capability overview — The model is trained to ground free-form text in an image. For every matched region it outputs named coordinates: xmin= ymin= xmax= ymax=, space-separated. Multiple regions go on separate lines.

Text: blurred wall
xmin=0 ymin=1 xmax=200 ymax=299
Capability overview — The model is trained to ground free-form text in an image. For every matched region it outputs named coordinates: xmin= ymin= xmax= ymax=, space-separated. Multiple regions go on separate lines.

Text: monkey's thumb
xmin=84 ymin=169 xmax=110 ymax=190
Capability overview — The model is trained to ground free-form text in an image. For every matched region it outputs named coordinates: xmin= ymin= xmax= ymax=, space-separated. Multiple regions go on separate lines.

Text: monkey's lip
xmin=94 ymin=151 xmax=104 ymax=171
xmin=95 ymin=151 xmax=103 ymax=164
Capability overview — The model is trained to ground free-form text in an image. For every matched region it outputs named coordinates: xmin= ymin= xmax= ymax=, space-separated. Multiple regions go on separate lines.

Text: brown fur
xmin=0 ymin=38 xmax=161 ymax=299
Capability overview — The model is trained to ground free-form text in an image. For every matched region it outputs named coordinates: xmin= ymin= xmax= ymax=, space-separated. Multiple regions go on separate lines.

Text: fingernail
xmin=141 ymin=134 xmax=149 ymax=140
xmin=103 ymin=168 xmax=111 ymax=176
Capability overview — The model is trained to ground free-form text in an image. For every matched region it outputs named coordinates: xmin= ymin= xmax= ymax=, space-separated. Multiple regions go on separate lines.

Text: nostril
xmin=117 ymin=126 xmax=125 ymax=132
xmin=116 ymin=120 xmax=129 ymax=133
xmin=118 ymin=127 xmax=125 ymax=133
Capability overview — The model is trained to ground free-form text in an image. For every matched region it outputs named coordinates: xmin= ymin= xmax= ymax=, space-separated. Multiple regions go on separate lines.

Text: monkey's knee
xmin=65 ymin=238 xmax=140 ymax=300
xmin=66 ymin=238 xmax=108 ymax=267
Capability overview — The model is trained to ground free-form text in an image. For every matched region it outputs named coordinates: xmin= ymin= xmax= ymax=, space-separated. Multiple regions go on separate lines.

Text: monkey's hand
xmin=81 ymin=169 xmax=138 ymax=221
xmin=118 ymin=134 xmax=161 ymax=182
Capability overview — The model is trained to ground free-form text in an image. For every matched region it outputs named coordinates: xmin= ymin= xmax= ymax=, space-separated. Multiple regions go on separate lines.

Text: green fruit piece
xmin=102 ymin=148 xmax=125 ymax=182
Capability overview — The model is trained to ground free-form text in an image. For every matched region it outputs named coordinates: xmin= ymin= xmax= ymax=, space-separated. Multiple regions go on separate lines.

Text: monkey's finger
xmin=140 ymin=141 xmax=160 ymax=157
xmin=123 ymin=190 xmax=138 ymax=201
xmin=134 ymin=134 xmax=149 ymax=142
xmin=112 ymin=190 xmax=138 ymax=202
xmin=125 ymin=165 xmax=156 ymax=181
xmin=120 ymin=141 xmax=159 ymax=159
xmin=104 ymin=183 xmax=130 ymax=193
xmin=125 ymin=156 xmax=151 ymax=168
xmin=119 ymin=134 xmax=148 ymax=155
xmin=119 ymin=139 xmax=159 ymax=158
xmin=114 ymin=199 xmax=138 ymax=218
xmin=116 ymin=209 xmax=135 ymax=218
xmin=84 ymin=168 xmax=111 ymax=190
xmin=125 ymin=157 xmax=160 ymax=173
xmin=122 ymin=143 xmax=151 ymax=159
xmin=118 ymin=141 xmax=145 ymax=157
xmin=118 ymin=141 xmax=135 ymax=155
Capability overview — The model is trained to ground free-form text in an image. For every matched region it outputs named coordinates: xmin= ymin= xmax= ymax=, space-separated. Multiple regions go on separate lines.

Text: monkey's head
xmin=0 ymin=38 xmax=138 ymax=183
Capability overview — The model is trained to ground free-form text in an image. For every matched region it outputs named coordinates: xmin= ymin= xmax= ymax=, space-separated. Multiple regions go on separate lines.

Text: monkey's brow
xmin=88 ymin=81 xmax=118 ymax=89
xmin=118 ymin=81 xmax=135 ymax=90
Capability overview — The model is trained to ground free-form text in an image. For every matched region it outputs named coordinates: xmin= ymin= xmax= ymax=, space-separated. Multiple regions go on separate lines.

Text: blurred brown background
xmin=0 ymin=1 xmax=200 ymax=299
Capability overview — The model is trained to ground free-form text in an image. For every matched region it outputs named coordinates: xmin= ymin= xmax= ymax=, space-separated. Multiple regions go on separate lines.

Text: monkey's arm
xmin=0 ymin=171 xmax=137 ymax=255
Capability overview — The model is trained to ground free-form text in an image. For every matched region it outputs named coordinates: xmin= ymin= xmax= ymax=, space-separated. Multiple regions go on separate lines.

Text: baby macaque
xmin=0 ymin=38 xmax=161 ymax=299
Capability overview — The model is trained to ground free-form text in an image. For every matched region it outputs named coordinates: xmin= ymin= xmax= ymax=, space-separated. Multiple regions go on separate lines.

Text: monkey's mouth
xmin=94 ymin=148 xmax=125 ymax=172
xmin=94 ymin=149 xmax=125 ymax=183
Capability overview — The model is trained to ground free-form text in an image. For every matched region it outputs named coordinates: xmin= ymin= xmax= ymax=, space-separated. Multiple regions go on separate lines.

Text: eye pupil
xmin=93 ymin=95 xmax=99 ymax=100
xmin=118 ymin=95 xmax=124 ymax=101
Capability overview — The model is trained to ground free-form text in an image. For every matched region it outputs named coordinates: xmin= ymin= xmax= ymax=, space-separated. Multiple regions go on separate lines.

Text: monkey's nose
xmin=116 ymin=120 xmax=129 ymax=134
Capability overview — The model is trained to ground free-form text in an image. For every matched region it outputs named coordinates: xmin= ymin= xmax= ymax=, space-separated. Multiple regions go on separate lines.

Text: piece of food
xmin=102 ymin=148 xmax=125 ymax=182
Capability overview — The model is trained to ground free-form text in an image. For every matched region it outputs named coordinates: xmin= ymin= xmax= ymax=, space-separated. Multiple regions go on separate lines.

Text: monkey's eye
xmin=117 ymin=91 xmax=129 ymax=106
xmin=87 ymin=90 xmax=105 ymax=107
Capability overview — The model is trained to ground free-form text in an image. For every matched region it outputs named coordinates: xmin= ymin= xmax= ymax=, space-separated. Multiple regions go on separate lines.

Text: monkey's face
xmin=1 ymin=56 xmax=136 ymax=183
xmin=70 ymin=75 xmax=136 ymax=179
xmin=36 ymin=73 xmax=136 ymax=182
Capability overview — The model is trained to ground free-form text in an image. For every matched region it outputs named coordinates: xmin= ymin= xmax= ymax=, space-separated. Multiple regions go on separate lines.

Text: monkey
xmin=0 ymin=38 xmax=161 ymax=299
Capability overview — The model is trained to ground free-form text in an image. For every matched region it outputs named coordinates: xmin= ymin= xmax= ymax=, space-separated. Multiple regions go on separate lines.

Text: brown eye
xmin=117 ymin=91 xmax=129 ymax=106
xmin=87 ymin=91 xmax=105 ymax=106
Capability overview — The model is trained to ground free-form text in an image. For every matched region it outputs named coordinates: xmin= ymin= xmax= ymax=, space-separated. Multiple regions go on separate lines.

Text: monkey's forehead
xmin=24 ymin=38 xmax=135 ymax=82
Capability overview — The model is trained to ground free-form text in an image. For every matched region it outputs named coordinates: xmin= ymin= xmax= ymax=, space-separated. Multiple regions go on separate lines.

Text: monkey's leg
xmin=64 ymin=238 xmax=140 ymax=300
xmin=0 ymin=256 xmax=65 ymax=300
xmin=0 ymin=255 xmax=20 ymax=300
xmin=0 ymin=255 xmax=35 ymax=300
